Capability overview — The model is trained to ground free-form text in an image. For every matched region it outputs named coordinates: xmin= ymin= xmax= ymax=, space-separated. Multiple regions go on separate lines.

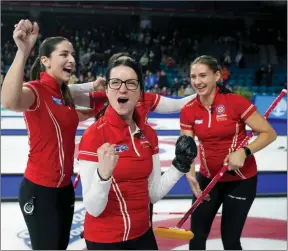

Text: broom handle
xmin=73 ymin=173 xmax=80 ymax=189
xmin=176 ymin=89 xmax=287 ymax=228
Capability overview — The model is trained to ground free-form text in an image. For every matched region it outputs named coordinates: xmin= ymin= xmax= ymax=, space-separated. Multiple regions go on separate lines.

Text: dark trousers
xmin=189 ymin=174 xmax=257 ymax=250
xmin=85 ymin=227 xmax=158 ymax=250
xmin=18 ymin=177 xmax=75 ymax=250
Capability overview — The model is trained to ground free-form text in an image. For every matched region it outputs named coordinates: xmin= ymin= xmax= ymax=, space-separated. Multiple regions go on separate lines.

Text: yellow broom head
xmin=154 ymin=226 xmax=194 ymax=240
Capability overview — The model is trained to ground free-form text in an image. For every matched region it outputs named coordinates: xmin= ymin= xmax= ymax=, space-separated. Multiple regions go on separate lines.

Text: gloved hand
xmin=172 ymin=135 xmax=197 ymax=173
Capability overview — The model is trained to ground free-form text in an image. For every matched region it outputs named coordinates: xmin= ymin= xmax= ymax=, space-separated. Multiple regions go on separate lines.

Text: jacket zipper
xmin=205 ymin=106 xmax=212 ymax=128
xmin=128 ymin=127 xmax=141 ymax=157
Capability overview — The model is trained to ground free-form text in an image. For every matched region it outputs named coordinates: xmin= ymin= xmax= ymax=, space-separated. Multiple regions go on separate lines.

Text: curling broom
xmin=154 ymin=89 xmax=287 ymax=241
xmin=73 ymin=173 xmax=81 ymax=189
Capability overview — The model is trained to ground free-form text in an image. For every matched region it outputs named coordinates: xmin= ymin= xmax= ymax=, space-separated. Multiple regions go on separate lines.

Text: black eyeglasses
xmin=108 ymin=78 xmax=139 ymax=90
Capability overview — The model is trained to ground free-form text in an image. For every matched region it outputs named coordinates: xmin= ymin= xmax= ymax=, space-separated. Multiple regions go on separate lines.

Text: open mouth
xmin=196 ymin=86 xmax=206 ymax=90
xmin=63 ymin=68 xmax=72 ymax=74
xmin=118 ymin=97 xmax=129 ymax=104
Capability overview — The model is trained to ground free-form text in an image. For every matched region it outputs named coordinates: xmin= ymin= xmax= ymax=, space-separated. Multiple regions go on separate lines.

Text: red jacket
xmin=78 ymin=105 xmax=159 ymax=242
xmin=180 ymin=89 xmax=257 ymax=181
xmin=24 ymin=72 xmax=79 ymax=187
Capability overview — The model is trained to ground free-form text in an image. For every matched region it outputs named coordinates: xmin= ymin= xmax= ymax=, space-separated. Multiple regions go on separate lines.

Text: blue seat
xmin=238 ymin=78 xmax=245 ymax=86
xmin=166 ymin=72 xmax=172 ymax=78
xmin=230 ymin=74 xmax=238 ymax=81
xmin=274 ymin=85 xmax=285 ymax=93
xmin=229 ymin=79 xmax=236 ymax=86
xmin=267 ymin=86 xmax=277 ymax=94
xmin=246 ymin=79 xmax=253 ymax=87
xmin=258 ymin=86 xmax=267 ymax=94
xmin=251 ymin=86 xmax=259 ymax=93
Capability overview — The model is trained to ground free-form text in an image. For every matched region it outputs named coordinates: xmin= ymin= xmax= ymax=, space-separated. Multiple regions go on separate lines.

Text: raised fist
xmin=93 ymin=77 xmax=106 ymax=92
xmin=97 ymin=143 xmax=119 ymax=180
xmin=13 ymin=19 xmax=39 ymax=55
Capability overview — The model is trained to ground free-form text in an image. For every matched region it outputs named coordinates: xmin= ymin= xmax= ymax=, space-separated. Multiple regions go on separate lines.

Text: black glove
xmin=172 ymin=135 xmax=197 ymax=173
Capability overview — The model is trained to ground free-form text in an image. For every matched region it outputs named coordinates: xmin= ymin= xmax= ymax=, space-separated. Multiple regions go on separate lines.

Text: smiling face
xmin=190 ymin=63 xmax=220 ymax=97
xmin=106 ymin=65 xmax=141 ymax=120
xmin=41 ymin=40 xmax=75 ymax=84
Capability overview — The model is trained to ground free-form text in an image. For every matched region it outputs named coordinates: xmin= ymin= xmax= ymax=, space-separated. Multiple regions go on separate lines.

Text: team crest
xmin=115 ymin=144 xmax=129 ymax=153
xmin=139 ymin=134 xmax=146 ymax=141
xmin=138 ymin=134 xmax=151 ymax=148
xmin=52 ymin=96 xmax=63 ymax=105
xmin=216 ymin=105 xmax=225 ymax=115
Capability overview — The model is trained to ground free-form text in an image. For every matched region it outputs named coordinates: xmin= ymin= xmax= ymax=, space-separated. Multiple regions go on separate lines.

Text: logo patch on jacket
xmin=139 ymin=134 xmax=146 ymax=141
xmin=195 ymin=119 xmax=203 ymax=124
xmin=216 ymin=105 xmax=225 ymax=115
xmin=138 ymin=133 xmax=151 ymax=148
xmin=52 ymin=96 xmax=63 ymax=105
xmin=115 ymin=144 xmax=129 ymax=153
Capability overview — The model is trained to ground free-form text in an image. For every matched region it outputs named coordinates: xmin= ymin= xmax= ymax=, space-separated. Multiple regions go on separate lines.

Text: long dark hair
xmin=30 ymin=36 xmax=75 ymax=107
xmin=95 ymin=58 xmax=144 ymax=120
xmin=191 ymin=55 xmax=233 ymax=94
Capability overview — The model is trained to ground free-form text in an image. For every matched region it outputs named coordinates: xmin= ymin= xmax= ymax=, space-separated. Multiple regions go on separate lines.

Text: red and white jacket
xmin=24 ymin=72 xmax=79 ymax=187
xmin=77 ymin=106 xmax=183 ymax=243
xmin=180 ymin=88 xmax=257 ymax=182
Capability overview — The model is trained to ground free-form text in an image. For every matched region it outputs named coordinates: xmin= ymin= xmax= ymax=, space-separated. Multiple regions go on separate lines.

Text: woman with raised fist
xmin=77 ymin=58 xmax=198 ymax=250
xmin=1 ymin=19 xmax=95 ymax=250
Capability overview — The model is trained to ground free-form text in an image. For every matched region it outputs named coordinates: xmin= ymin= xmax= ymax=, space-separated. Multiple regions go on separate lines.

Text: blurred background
xmin=1 ymin=1 xmax=287 ymax=97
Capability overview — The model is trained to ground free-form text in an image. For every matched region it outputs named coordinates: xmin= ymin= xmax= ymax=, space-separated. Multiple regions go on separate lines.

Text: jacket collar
xmin=40 ymin=72 xmax=61 ymax=93
xmin=104 ymin=105 xmax=145 ymax=134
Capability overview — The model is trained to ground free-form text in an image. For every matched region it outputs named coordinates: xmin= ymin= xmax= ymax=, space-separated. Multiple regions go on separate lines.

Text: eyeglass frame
xmin=107 ymin=78 xmax=140 ymax=90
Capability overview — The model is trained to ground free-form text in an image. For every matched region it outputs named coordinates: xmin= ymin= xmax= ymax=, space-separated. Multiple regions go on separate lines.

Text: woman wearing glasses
xmin=69 ymin=52 xmax=197 ymax=122
xmin=76 ymin=58 xmax=197 ymax=250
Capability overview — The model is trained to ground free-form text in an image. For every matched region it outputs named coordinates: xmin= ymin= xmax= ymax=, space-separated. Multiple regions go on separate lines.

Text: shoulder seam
xmin=184 ymin=99 xmax=197 ymax=108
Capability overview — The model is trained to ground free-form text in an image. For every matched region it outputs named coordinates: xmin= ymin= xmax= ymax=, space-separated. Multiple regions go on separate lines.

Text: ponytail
xmin=217 ymin=82 xmax=233 ymax=94
xmin=30 ymin=57 xmax=42 ymax=81
xmin=95 ymin=102 xmax=109 ymax=121
xmin=61 ymin=84 xmax=75 ymax=108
